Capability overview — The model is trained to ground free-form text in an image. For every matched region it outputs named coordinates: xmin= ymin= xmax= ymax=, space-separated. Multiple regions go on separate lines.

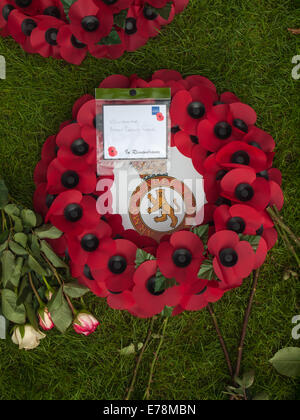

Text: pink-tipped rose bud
xmin=38 ymin=308 xmax=54 ymax=331
xmin=73 ymin=312 xmax=99 ymax=336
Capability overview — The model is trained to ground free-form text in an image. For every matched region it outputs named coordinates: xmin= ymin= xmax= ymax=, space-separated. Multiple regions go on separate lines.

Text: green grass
xmin=0 ymin=0 xmax=300 ymax=400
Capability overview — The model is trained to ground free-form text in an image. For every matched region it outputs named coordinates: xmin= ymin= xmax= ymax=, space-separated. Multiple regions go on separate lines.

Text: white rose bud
xmin=38 ymin=308 xmax=54 ymax=331
xmin=12 ymin=325 xmax=46 ymax=350
xmin=73 ymin=312 xmax=99 ymax=336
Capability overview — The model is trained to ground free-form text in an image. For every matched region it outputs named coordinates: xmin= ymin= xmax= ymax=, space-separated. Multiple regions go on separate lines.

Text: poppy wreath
xmin=0 ymin=0 xmax=189 ymax=64
xmin=33 ymin=70 xmax=284 ymax=319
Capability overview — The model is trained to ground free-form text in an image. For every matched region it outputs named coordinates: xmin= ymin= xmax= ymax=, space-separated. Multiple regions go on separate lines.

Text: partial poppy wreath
xmin=0 ymin=0 xmax=189 ymax=65
xmin=33 ymin=70 xmax=284 ymax=318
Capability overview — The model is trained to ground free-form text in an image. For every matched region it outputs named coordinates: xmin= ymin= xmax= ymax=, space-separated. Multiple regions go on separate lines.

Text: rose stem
xmin=41 ymin=253 xmax=76 ymax=315
xmin=143 ymin=317 xmax=169 ymax=400
xmin=28 ymin=272 xmax=43 ymax=307
xmin=125 ymin=317 xmax=155 ymax=401
xmin=275 ymin=220 xmax=300 ymax=268
xmin=267 ymin=206 xmax=300 ymax=248
xmin=207 ymin=303 xmax=233 ymax=378
xmin=234 ymin=269 xmax=260 ymax=379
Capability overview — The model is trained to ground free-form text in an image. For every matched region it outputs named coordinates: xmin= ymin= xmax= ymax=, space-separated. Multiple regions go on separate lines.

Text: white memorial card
xmin=103 ymin=104 xmax=168 ymax=160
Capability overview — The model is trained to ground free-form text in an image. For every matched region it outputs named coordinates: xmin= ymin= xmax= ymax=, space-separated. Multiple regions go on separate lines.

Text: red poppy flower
xmin=6 ymin=9 xmax=39 ymax=52
xmin=45 ymin=190 xmax=100 ymax=235
xmin=170 ymin=86 xmax=218 ymax=135
xmin=30 ymin=15 xmax=64 ymax=58
xmin=41 ymin=134 xmax=57 ymax=165
xmin=215 ymin=140 xmax=268 ymax=173
xmin=208 ymin=230 xmax=255 ymax=290
xmin=157 ymin=231 xmax=204 ymax=283
xmin=68 ymin=0 xmax=113 ymax=45
xmin=178 ymin=278 xmax=224 ymax=311
xmin=88 ymin=27 xmax=126 ymax=60
xmin=220 ymin=167 xmax=270 ymax=211
xmin=243 ymin=126 xmax=275 ymax=152
xmin=199 ymin=154 xmax=226 ymax=203
xmin=71 ymin=261 xmax=109 ymax=298
xmin=99 ymin=74 xmax=131 ymax=88
xmin=38 ymin=0 xmax=65 ymax=20
xmin=67 ymin=220 xmax=114 ymax=268
xmin=136 ymin=2 xmax=175 ymax=39
xmin=262 ymin=227 xmax=278 ymax=250
xmin=214 ymin=204 xmax=263 ymax=235
xmin=156 ymin=112 xmax=164 ymax=121
xmin=76 ymin=99 xmax=99 ymax=130
xmin=152 ymin=69 xmax=183 ymax=83
xmin=173 ymin=130 xmax=202 ymax=159
xmin=173 ymin=0 xmax=189 ymax=13
xmin=47 ymin=234 xmax=67 ymax=257
xmin=103 ymin=214 xmax=125 ymax=237
xmin=56 ymin=123 xmax=96 ymax=168
xmin=182 ymin=74 xmax=217 ymax=92
xmin=72 ymin=94 xmax=94 ymax=120
xmin=101 ymin=0 xmax=131 ymax=14
xmin=56 ymin=25 xmax=87 ymax=65
xmin=34 ymin=159 xmax=48 ymax=186
xmin=191 ymin=143 xmax=210 ymax=174
xmin=47 ymin=158 xmax=96 ymax=195
xmin=122 ymin=229 xmax=158 ymax=256
xmin=269 ymin=180 xmax=284 ymax=211
xmin=92 ymin=239 xmax=137 ymax=293
xmin=0 ymin=0 xmax=14 ymax=33
xmin=197 ymin=103 xmax=257 ymax=152
xmin=131 ymin=260 xmax=181 ymax=317
xmin=122 ymin=5 xmax=149 ymax=51
xmin=33 ymin=182 xmax=49 ymax=217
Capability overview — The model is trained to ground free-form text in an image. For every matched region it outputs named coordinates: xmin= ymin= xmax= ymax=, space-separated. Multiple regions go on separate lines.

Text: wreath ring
xmin=33 ymin=70 xmax=284 ymax=318
xmin=0 ymin=0 xmax=189 ymax=64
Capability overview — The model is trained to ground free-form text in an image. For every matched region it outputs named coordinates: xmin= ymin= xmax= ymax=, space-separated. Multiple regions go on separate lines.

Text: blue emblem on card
xmin=152 ymin=106 xmax=160 ymax=115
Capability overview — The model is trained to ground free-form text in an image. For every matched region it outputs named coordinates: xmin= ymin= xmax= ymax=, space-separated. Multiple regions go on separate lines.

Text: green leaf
xmin=24 ymin=301 xmax=39 ymax=331
xmin=234 ymin=370 xmax=255 ymax=389
xmin=14 ymin=233 xmax=28 ymax=248
xmin=10 ymin=257 xmax=24 ymax=288
xmin=192 ymin=224 xmax=209 ymax=241
xmin=156 ymin=1 xmax=172 ymax=20
xmin=253 ymin=392 xmax=269 ymax=401
xmin=9 ymin=240 xmax=28 ymax=256
xmin=1 ymin=289 xmax=26 ymax=324
xmin=64 ymin=282 xmax=89 ymax=298
xmin=135 ymin=249 xmax=156 ymax=268
xmin=21 ymin=209 xmax=37 ymax=228
xmin=1 ymin=250 xmax=15 ymax=288
xmin=114 ymin=9 xmax=128 ymax=28
xmin=40 ymin=240 xmax=67 ymax=269
xmin=0 ymin=230 xmax=9 ymax=244
xmin=35 ymin=225 xmax=63 ymax=240
xmin=119 ymin=342 xmax=143 ymax=356
xmin=4 ymin=204 xmax=20 ymax=217
xmin=17 ymin=277 xmax=32 ymax=306
xmin=60 ymin=0 xmax=76 ymax=18
xmin=48 ymin=287 xmax=73 ymax=333
xmin=270 ymin=347 xmax=300 ymax=378
xmin=161 ymin=306 xmax=173 ymax=317
xmin=192 ymin=224 xmax=209 ymax=250
xmin=198 ymin=258 xmax=218 ymax=281
xmin=239 ymin=234 xmax=261 ymax=252
xmin=30 ymin=234 xmax=41 ymax=257
xmin=28 ymin=255 xmax=48 ymax=276
xmin=0 ymin=240 xmax=8 ymax=254
xmin=11 ymin=215 xmax=23 ymax=232
xmin=98 ymin=28 xmax=121 ymax=45
xmin=0 ymin=180 xmax=9 ymax=209
xmin=154 ymin=269 xmax=177 ymax=293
